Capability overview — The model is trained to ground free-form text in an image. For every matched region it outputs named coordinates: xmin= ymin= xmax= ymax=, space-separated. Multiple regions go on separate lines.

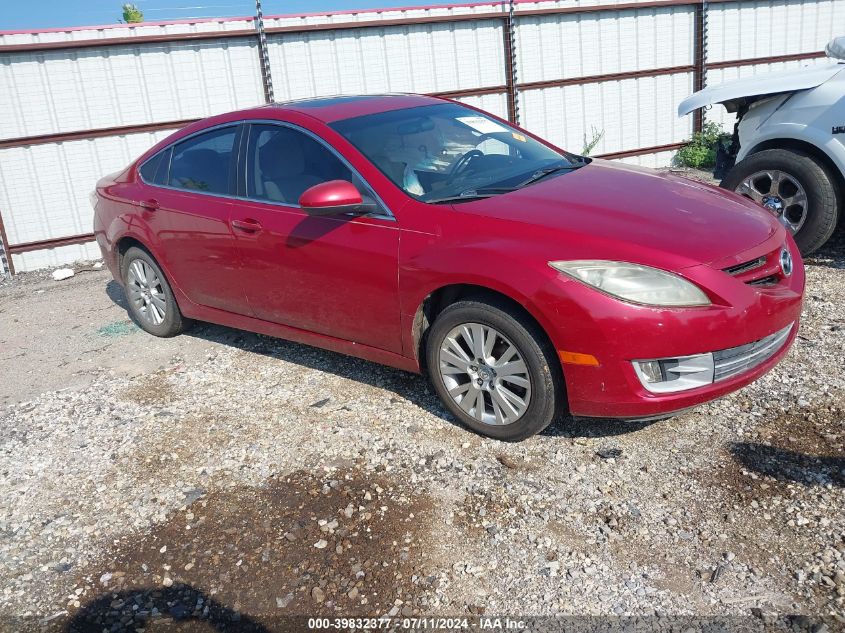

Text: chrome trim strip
xmin=136 ymin=119 xmax=396 ymax=223
xmin=137 ymin=121 xmax=238 ymax=187
xmin=630 ymin=322 xmax=793 ymax=393
xmin=723 ymin=255 xmax=766 ymax=276
xmin=715 ymin=334 xmax=786 ymax=372
xmin=713 ymin=323 xmax=793 ymax=381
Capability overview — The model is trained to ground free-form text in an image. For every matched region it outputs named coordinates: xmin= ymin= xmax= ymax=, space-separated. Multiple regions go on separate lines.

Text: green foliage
xmin=675 ymin=122 xmax=729 ymax=169
xmin=581 ymin=126 xmax=604 ymax=156
xmin=121 ymin=3 xmax=144 ymax=23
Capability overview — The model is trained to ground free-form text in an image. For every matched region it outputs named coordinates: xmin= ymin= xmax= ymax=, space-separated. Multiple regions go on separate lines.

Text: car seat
xmin=258 ymin=132 xmax=323 ymax=203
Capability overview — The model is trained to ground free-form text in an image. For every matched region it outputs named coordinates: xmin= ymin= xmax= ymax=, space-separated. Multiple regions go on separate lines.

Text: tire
xmin=120 ymin=246 xmax=190 ymax=337
xmin=720 ymin=148 xmax=840 ymax=256
xmin=425 ymin=297 xmax=564 ymax=442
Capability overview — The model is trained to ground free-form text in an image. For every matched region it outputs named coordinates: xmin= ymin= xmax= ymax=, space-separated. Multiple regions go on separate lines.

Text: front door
xmin=231 ymin=122 xmax=402 ymax=353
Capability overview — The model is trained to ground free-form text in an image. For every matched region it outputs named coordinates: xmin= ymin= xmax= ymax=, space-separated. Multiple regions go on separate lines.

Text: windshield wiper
xmin=515 ymin=162 xmax=582 ymax=188
xmin=426 ymin=188 xmax=515 ymax=204
xmin=426 ymin=159 xmax=589 ymax=204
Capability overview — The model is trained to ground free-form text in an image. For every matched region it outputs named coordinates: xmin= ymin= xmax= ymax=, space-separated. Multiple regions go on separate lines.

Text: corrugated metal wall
xmin=0 ymin=131 xmax=175 ymax=271
xmin=1 ymin=41 xmax=264 ymax=139
xmin=0 ymin=0 xmax=840 ymax=274
xmin=265 ymin=20 xmax=506 ymax=100
xmin=704 ymin=0 xmax=845 ymax=133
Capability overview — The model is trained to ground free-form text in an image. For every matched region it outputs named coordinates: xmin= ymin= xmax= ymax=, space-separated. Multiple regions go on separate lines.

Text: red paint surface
xmin=299 ymin=180 xmax=363 ymax=209
xmin=94 ymin=95 xmax=804 ymax=419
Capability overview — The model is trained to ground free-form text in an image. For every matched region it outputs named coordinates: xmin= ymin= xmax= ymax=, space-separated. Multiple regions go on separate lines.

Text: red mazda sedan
xmin=93 ymin=94 xmax=804 ymax=441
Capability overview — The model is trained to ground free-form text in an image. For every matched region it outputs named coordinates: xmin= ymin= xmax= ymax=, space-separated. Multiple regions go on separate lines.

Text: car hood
xmin=677 ymin=62 xmax=845 ymax=115
xmin=457 ymin=160 xmax=780 ymax=268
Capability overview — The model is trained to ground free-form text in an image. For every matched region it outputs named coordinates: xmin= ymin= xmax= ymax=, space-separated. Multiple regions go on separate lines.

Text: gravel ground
xmin=0 ymin=227 xmax=843 ymax=631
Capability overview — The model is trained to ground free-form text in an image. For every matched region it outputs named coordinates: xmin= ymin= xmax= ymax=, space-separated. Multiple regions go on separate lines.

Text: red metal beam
xmin=705 ymin=50 xmax=826 ymax=70
xmin=0 ymin=0 xmax=699 ymax=54
xmin=0 ymin=29 xmax=257 ymax=53
xmin=596 ymin=142 xmax=685 ymax=160
xmin=433 ymin=85 xmax=508 ymax=99
xmin=517 ymin=64 xmax=695 ymax=91
xmin=0 ymin=118 xmax=200 ymax=150
xmin=9 ymin=233 xmax=96 ymax=255
xmin=515 ymin=0 xmax=696 ymax=18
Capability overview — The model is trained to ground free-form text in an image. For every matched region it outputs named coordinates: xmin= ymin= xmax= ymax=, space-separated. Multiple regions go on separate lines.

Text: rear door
xmin=230 ymin=121 xmax=402 ymax=353
xmin=138 ymin=124 xmax=250 ymax=314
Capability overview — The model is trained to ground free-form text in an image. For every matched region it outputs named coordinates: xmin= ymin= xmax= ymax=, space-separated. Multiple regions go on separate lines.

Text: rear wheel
xmin=425 ymin=298 xmax=563 ymax=441
xmin=721 ymin=149 xmax=840 ymax=255
xmin=121 ymin=246 xmax=190 ymax=337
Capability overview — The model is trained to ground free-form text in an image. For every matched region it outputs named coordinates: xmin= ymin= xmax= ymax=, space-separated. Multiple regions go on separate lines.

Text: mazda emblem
xmin=779 ymin=248 xmax=793 ymax=277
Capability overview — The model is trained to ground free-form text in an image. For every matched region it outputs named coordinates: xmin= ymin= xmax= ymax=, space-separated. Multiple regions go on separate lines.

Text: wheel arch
xmin=116 ymin=235 xmax=155 ymax=274
xmin=744 ymin=138 xmax=845 ymax=198
xmin=114 ymin=233 xmax=191 ymax=316
xmin=410 ymin=282 xmax=564 ymax=380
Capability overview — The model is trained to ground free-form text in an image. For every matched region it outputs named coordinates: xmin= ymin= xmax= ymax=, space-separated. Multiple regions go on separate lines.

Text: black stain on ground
xmin=729 ymin=443 xmax=845 ymax=488
xmin=56 ymin=467 xmax=439 ymax=632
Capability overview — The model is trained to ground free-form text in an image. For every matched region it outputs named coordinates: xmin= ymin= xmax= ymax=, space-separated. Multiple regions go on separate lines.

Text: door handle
xmin=139 ymin=198 xmax=160 ymax=211
xmin=231 ymin=218 xmax=262 ymax=232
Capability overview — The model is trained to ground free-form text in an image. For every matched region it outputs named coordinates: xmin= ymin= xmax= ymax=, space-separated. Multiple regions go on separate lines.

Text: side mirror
xmin=298 ymin=180 xmax=376 ymax=216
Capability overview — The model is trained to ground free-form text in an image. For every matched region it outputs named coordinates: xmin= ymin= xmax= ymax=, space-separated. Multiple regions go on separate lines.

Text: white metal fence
xmin=0 ymin=0 xmax=841 ymax=275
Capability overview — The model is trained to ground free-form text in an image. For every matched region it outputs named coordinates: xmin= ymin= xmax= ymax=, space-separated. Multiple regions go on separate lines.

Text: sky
xmin=0 ymin=0 xmax=448 ymax=31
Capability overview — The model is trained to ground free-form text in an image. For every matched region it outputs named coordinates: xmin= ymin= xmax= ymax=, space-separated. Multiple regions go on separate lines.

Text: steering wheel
xmin=450 ymin=149 xmax=484 ymax=177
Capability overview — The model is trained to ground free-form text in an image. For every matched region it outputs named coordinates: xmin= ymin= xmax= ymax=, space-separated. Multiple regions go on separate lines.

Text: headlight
xmin=549 ymin=260 xmax=711 ymax=307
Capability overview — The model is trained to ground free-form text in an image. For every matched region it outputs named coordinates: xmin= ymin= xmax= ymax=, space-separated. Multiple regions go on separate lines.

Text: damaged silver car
xmin=679 ymin=36 xmax=845 ymax=255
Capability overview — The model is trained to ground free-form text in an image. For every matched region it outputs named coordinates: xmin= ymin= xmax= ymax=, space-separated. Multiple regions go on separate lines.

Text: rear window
xmin=138 ymin=150 xmax=169 ymax=185
xmin=169 ymin=127 xmax=237 ymax=195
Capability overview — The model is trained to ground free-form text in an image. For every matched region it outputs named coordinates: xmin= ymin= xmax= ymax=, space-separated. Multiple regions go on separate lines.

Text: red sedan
xmin=93 ymin=94 xmax=804 ymax=441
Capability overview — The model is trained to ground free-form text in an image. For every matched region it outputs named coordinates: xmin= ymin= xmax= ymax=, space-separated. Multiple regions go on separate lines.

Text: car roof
xmin=257 ymin=93 xmax=446 ymax=123
xmin=142 ymin=93 xmax=452 ymax=160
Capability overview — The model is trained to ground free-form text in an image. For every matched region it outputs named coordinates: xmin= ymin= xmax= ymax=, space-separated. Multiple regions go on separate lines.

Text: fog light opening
xmin=637 ymin=360 xmax=664 ymax=384
xmin=632 ymin=353 xmax=714 ymax=394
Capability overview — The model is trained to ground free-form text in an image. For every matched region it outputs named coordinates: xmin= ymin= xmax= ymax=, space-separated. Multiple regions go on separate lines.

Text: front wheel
xmin=425 ymin=298 xmax=564 ymax=442
xmin=721 ymin=148 xmax=840 ymax=255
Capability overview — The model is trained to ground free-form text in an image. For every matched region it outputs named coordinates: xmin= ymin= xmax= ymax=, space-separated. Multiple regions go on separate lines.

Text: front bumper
xmin=535 ymin=236 xmax=805 ymax=419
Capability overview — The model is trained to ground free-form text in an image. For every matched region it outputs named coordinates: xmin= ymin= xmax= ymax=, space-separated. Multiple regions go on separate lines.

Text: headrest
xmin=176 ymin=149 xmax=222 ymax=171
xmin=259 ymin=131 xmax=305 ymax=178
xmin=171 ymin=149 xmax=227 ymax=190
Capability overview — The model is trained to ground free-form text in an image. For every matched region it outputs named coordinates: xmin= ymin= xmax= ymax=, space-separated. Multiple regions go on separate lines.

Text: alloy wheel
xmin=126 ymin=259 xmax=167 ymax=326
xmin=438 ymin=322 xmax=532 ymax=426
xmin=735 ymin=170 xmax=808 ymax=235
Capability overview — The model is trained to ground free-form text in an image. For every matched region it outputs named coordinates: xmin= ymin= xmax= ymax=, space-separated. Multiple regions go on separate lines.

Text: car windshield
xmin=330 ymin=103 xmax=584 ymax=203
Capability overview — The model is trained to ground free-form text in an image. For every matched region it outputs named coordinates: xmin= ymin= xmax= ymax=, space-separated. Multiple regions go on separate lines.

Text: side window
xmin=169 ymin=127 xmax=237 ymax=195
xmin=246 ymin=124 xmax=358 ymax=205
xmin=138 ymin=149 xmax=169 ymax=185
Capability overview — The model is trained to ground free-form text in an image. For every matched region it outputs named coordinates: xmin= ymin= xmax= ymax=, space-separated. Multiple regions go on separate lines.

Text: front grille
xmin=722 ymin=249 xmax=785 ymax=286
xmin=713 ymin=323 xmax=793 ymax=381
xmin=747 ymin=275 xmax=779 ymax=287
xmin=723 ymin=256 xmax=766 ymax=276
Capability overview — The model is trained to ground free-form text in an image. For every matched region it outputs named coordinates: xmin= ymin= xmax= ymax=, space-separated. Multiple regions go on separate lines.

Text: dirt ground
xmin=0 ymin=229 xmax=843 ymax=632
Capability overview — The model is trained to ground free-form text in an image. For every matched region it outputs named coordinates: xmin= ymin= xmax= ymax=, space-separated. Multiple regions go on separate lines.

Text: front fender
xmin=398 ymin=237 xmax=567 ymax=363
xmin=739 ymin=123 xmax=845 ymax=176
